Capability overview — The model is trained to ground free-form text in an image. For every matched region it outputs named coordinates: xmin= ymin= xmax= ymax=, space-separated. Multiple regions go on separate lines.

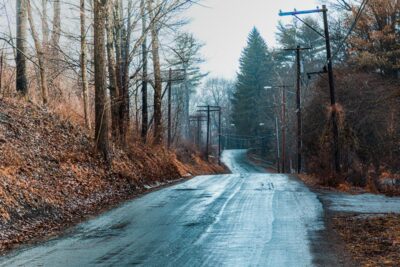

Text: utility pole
xmin=145 ymin=68 xmax=184 ymax=146
xmin=285 ymin=46 xmax=311 ymax=174
xmin=296 ymin=46 xmax=302 ymax=174
xmin=206 ymin=106 xmax=210 ymax=161
xmin=197 ymin=116 xmax=201 ymax=148
xmin=265 ymin=85 xmax=291 ymax=173
xmin=167 ymin=69 xmax=172 ymax=149
xmin=322 ymin=5 xmax=340 ymax=174
xmin=0 ymin=51 xmax=3 ymax=94
xmin=218 ymin=108 xmax=222 ymax=165
xmin=198 ymin=105 xmax=222 ymax=162
xmin=189 ymin=115 xmax=206 ymax=149
xmin=275 ymin=117 xmax=281 ymax=173
xmin=281 ymin=87 xmax=286 ymax=173
xmin=280 ymin=5 xmax=340 ymax=175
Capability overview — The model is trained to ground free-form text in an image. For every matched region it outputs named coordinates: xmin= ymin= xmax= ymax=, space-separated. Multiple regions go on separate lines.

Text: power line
xmin=328 ymin=0 xmax=369 ymax=64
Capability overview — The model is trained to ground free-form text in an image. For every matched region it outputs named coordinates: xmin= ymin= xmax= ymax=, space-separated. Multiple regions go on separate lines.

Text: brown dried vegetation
xmin=333 ymin=214 xmax=400 ymax=267
xmin=0 ymin=98 xmax=223 ymax=252
xmin=302 ymin=69 xmax=400 ymax=194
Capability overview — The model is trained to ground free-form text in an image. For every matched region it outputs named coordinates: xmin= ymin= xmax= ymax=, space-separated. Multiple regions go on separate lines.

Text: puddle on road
xmin=174 ymin=188 xmax=201 ymax=191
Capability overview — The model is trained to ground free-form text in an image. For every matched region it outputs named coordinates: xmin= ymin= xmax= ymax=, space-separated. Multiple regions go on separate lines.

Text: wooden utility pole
xmin=198 ymin=105 xmax=222 ymax=162
xmin=296 ymin=46 xmax=302 ymax=174
xmin=275 ymin=116 xmax=281 ymax=173
xmin=285 ymin=46 xmax=311 ymax=174
xmin=322 ymin=5 xmax=340 ymax=174
xmin=281 ymin=87 xmax=286 ymax=173
xmin=268 ymin=85 xmax=292 ymax=173
xmin=0 ymin=52 xmax=3 ymax=94
xmin=206 ymin=106 xmax=210 ymax=161
xmin=197 ymin=116 xmax=202 ymax=148
xmin=280 ymin=5 xmax=340 ymax=175
xmin=190 ymin=115 xmax=206 ymax=149
xmin=167 ymin=69 xmax=172 ymax=149
xmin=218 ymin=108 xmax=222 ymax=165
xmin=146 ymin=69 xmax=184 ymax=137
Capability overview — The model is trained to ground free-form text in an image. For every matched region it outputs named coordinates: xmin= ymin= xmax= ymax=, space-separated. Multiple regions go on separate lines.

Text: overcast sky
xmin=184 ymin=0 xmax=321 ymax=79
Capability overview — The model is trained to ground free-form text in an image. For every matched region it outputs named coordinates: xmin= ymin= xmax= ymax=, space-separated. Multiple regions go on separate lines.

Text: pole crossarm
xmin=279 ymin=8 xmax=323 ymax=16
xmin=307 ymin=67 xmax=328 ymax=79
xmin=198 ymin=106 xmax=221 ymax=110
xmin=197 ymin=105 xmax=222 ymax=163
xmin=198 ymin=110 xmax=220 ymax=112
xmin=279 ymin=7 xmax=327 ymax=40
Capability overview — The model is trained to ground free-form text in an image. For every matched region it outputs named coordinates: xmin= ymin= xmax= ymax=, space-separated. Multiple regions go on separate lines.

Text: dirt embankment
xmin=332 ymin=214 xmax=400 ymax=267
xmin=0 ymin=99 xmax=224 ymax=252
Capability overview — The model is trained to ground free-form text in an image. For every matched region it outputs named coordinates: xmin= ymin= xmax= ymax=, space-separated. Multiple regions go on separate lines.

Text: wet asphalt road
xmin=1 ymin=150 xmax=340 ymax=267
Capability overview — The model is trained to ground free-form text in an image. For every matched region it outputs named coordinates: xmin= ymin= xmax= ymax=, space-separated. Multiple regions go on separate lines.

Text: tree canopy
xmin=231 ymin=28 xmax=273 ymax=138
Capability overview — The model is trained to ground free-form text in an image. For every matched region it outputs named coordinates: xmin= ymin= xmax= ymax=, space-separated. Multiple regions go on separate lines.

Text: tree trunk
xmin=147 ymin=0 xmax=163 ymax=144
xmin=51 ymin=0 xmax=61 ymax=90
xmin=94 ymin=0 xmax=110 ymax=161
xmin=113 ymin=0 xmax=125 ymax=143
xmin=16 ymin=0 xmax=28 ymax=96
xmin=51 ymin=0 xmax=61 ymax=51
xmin=106 ymin=0 xmax=121 ymax=141
xmin=80 ymin=0 xmax=91 ymax=129
xmin=121 ymin=0 xmax=132 ymax=144
xmin=41 ymin=0 xmax=49 ymax=52
xmin=140 ymin=0 xmax=148 ymax=142
xmin=27 ymin=0 xmax=49 ymax=105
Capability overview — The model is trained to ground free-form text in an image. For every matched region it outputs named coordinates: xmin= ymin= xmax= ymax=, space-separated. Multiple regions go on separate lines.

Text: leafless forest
xmin=0 ymin=0 xmax=399 ymax=265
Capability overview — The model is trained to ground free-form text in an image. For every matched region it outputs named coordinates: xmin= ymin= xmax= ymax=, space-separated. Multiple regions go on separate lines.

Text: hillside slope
xmin=0 ymin=99 xmax=224 ymax=251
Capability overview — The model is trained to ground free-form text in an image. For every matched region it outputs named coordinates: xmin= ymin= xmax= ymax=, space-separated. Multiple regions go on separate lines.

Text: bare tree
xmin=51 ymin=0 xmax=61 ymax=53
xmin=121 ymin=0 xmax=132 ymax=144
xmin=50 ymin=0 xmax=61 ymax=90
xmin=106 ymin=0 xmax=121 ymax=141
xmin=16 ymin=0 xmax=28 ymax=96
xmin=80 ymin=0 xmax=91 ymax=129
xmin=147 ymin=0 xmax=163 ymax=144
xmin=27 ymin=0 xmax=49 ymax=104
xmin=94 ymin=0 xmax=110 ymax=160
xmin=41 ymin=0 xmax=49 ymax=53
xmin=140 ymin=0 xmax=148 ymax=142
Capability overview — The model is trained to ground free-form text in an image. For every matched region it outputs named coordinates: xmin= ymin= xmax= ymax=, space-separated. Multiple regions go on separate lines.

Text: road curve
xmin=0 ymin=150 xmax=339 ymax=267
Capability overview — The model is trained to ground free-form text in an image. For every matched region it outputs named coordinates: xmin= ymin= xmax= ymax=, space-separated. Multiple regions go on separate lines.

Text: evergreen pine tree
xmin=231 ymin=28 xmax=273 ymax=139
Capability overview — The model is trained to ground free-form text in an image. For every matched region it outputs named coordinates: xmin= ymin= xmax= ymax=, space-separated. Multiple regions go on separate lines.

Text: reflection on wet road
xmin=0 ymin=150 xmax=341 ymax=266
